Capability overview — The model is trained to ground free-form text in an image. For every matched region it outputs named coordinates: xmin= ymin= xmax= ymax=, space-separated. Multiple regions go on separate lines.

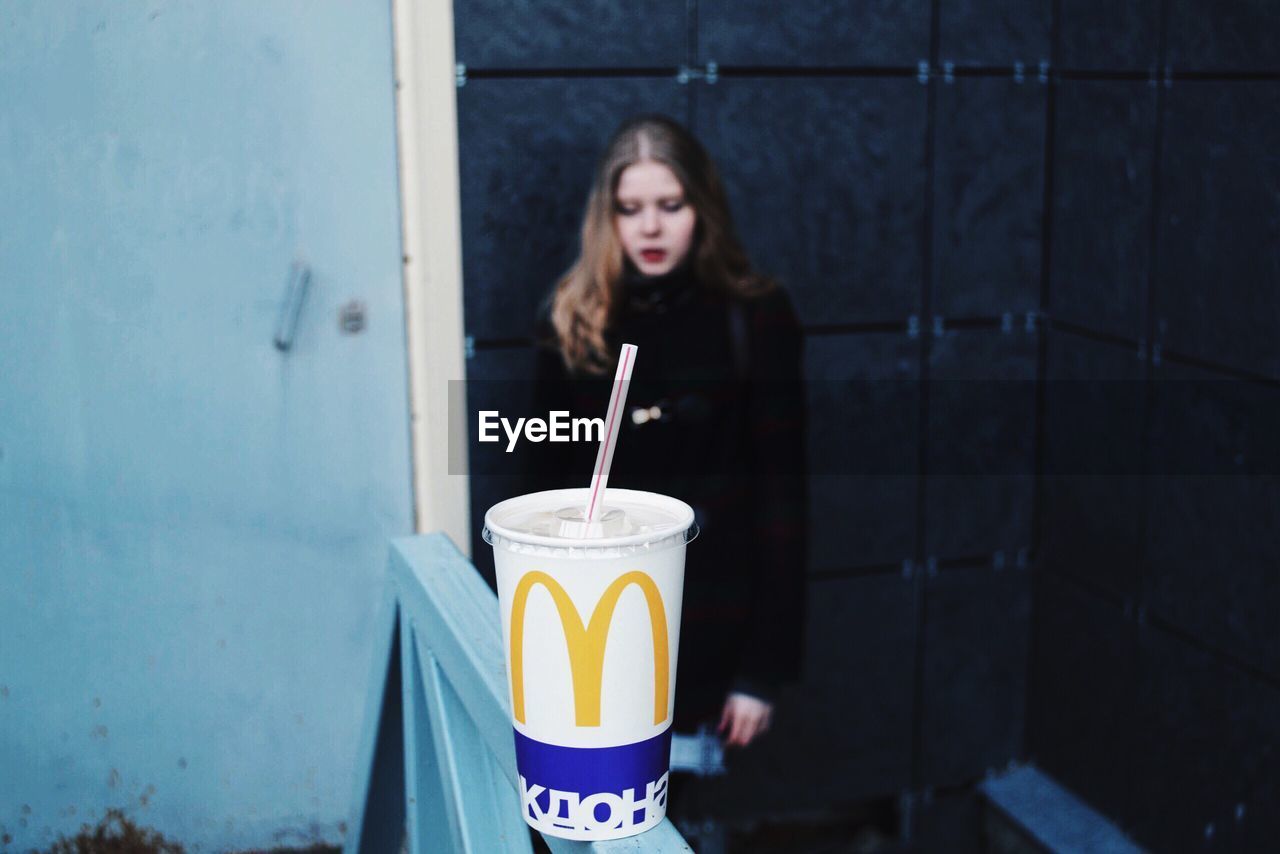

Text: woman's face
xmin=613 ymin=160 xmax=697 ymax=276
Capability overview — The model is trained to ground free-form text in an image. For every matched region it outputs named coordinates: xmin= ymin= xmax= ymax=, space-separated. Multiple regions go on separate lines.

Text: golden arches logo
xmin=509 ymin=570 xmax=669 ymax=727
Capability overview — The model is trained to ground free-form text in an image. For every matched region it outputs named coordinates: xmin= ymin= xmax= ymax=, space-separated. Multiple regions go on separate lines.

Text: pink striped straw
xmin=585 ymin=343 xmax=638 ymax=523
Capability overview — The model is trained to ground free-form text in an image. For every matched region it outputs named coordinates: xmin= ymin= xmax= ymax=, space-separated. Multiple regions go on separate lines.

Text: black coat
xmin=524 ymin=263 xmax=808 ymax=731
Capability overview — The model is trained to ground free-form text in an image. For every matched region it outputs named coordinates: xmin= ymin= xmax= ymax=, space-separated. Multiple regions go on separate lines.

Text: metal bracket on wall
xmin=932 ymin=316 xmax=945 ymax=338
xmin=463 ymin=335 xmax=475 ymax=360
xmin=917 ymin=60 xmax=930 ymax=84
xmin=898 ymin=789 xmax=916 ymax=844
xmin=1122 ymin=599 xmax=1149 ymax=626
xmin=942 ymin=61 xmax=955 ymax=84
xmin=274 ymin=262 xmax=312 ymax=352
xmin=1002 ymin=311 xmax=1038 ymax=333
xmin=907 ymin=315 xmax=920 ymax=339
xmin=676 ymin=62 xmax=718 ymax=85
xmin=455 ymin=62 xmax=467 ymax=87
xmin=339 ymin=300 xmax=366 ymax=334
xmin=1008 ymin=61 xmax=1049 ymax=83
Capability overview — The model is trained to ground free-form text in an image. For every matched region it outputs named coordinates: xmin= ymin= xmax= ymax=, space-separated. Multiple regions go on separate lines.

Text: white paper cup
xmin=484 ymin=488 xmax=698 ymax=841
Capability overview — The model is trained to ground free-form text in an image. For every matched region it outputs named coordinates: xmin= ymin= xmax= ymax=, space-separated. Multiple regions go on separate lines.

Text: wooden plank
xmin=390 ymin=534 xmax=518 ymax=780
xmin=543 ymin=821 xmax=694 ymax=854
xmin=390 ymin=0 xmax=472 ymax=548
xmin=414 ymin=632 xmax=533 ymax=853
xmin=343 ymin=586 xmax=407 ymax=854
xmin=402 ymin=614 xmax=458 ymax=853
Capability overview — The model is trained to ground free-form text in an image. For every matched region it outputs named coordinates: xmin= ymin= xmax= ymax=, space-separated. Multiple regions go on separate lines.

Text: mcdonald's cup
xmin=483 ymin=488 xmax=698 ymax=841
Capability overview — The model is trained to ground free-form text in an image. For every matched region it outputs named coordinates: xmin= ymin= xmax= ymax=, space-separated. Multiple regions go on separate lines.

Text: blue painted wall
xmin=0 ymin=2 xmax=412 ymax=850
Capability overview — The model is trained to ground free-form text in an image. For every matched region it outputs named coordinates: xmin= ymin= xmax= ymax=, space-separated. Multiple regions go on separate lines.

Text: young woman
xmin=525 ymin=113 xmax=808 ymax=756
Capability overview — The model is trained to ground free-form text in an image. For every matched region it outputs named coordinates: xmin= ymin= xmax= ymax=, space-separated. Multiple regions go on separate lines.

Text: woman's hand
xmin=717 ymin=692 xmax=774 ymax=748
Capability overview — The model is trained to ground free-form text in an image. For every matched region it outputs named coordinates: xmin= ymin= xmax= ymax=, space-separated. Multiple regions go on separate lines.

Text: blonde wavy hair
xmin=547 ymin=113 xmax=775 ymax=375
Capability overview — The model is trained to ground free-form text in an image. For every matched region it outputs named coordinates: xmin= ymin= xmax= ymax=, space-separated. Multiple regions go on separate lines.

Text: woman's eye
xmin=616 ymin=201 xmax=682 ymax=215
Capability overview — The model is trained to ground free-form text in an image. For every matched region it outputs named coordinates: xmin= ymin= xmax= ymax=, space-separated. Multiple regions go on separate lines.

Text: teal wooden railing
xmin=343 ymin=533 xmax=693 ymax=853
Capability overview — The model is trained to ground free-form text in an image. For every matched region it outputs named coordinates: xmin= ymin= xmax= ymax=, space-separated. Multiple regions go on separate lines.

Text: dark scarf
xmin=621 ymin=255 xmax=698 ymax=315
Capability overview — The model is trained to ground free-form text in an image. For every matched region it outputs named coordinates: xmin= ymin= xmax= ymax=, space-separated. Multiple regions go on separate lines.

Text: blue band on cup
xmin=514 ymin=727 xmax=672 ymax=835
